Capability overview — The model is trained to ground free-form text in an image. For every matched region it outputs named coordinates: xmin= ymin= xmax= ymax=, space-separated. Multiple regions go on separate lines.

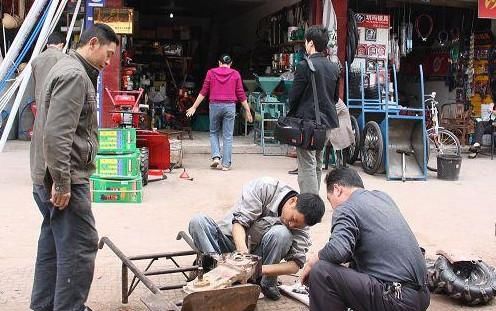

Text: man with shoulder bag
xmin=276 ymin=25 xmax=339 ymax=194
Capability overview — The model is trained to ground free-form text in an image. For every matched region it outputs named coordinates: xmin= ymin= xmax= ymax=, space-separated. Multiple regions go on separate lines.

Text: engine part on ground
xmin=428 ymin=255 xmax=496 ymax=305
xmin=183 ymin=252 xmax=261 ymax=294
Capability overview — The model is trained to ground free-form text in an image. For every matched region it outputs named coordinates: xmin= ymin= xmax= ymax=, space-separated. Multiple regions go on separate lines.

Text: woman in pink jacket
xmin=187 ymin=54 xmax=253 ymax=170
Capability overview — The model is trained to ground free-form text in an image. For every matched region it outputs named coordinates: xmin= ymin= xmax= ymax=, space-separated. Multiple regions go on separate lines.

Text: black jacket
xmin=288 ymin=53 xmax=339 ymax=129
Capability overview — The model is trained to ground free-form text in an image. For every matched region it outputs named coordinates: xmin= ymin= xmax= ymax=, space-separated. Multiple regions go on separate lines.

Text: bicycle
xmin=424 ymin=92 xmax=461 ymax=171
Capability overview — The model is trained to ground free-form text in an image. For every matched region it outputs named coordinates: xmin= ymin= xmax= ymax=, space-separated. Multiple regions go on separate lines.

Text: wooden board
xmin=181 ymin=284 xmax=260 ymax=311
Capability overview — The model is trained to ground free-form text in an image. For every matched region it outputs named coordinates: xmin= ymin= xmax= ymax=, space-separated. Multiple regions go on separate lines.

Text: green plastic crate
xmin=98 ymin=128 xmax=137 ymax=154
xmin=93 ymin=152 xmax=140 ymax=179
xmin=90 ymin=177 xmax=143 ymax=203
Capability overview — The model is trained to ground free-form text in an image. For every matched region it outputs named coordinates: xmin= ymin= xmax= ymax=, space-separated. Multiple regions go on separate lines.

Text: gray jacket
xmin=319 ymin=189 xmax=427 ymax=286
xmin=30 ymin=51 xmax=100 ymax=193
xmin=31 ymin=46 xmax=65 ymax=105
xmin=217 ymin=177 xmax=311 ymax=268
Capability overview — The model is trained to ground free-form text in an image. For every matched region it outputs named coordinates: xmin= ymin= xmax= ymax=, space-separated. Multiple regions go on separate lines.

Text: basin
xmin=257 ymin=76 xmax=281 ymax=102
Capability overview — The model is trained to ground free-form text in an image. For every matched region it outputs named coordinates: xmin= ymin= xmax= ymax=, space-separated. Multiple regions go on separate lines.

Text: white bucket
xmin=169 ymin=139 xmax=183 ymax=168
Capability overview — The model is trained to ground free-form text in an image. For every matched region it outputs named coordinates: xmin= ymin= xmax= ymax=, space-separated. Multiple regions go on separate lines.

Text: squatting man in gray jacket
xmin=301 ymin=168 xmax=430 ymax=311
xmin=188 ymin=177 xmax=325 ymax=300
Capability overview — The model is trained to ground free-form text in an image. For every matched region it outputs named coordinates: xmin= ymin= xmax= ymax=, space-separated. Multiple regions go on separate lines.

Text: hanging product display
xmin=400 ymin=22 xmax=407 ymax=56
xmin=415 ymin=14 xmax=434 ymax=42
xmin=438 ymin=30 xmax=449 ymax=46
xmin=389 ymin=33 xmax=400 ymax=71
xmin=322 ymin=0 xmax=338 ymax=62
xmin=406 ymin=7 xmax=413 ymax=54
xmin=471 ymin=31 xmax=494 ymax=117
xmin=351 ymin=12 xmax=390 ymax=94
xmin=346 ymin=9 xmax=359 ymax=65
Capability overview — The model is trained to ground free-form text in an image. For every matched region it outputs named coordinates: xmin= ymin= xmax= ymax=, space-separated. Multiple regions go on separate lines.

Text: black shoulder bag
xmin=274 ymin=57 xmax=327 ymax=150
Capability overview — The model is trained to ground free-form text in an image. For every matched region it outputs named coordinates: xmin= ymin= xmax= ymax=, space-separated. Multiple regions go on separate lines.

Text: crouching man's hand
xmin=300 ymin=253 xmax=319 ymax=286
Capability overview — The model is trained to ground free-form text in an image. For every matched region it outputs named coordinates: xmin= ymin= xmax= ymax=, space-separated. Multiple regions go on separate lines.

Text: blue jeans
xmin=188 ymin=214 xmax=293 ymax=287
xmin=209 ymin=103 xmax=236 ymax=168
xmin=30 ymin=184 xmax=98 ymax=311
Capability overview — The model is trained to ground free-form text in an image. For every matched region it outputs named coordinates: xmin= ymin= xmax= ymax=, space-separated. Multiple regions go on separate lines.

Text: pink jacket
xmin=199 ymin=67 xmax=247 ymax=103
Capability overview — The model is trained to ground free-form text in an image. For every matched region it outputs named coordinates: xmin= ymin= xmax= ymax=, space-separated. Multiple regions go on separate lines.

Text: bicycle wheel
xmin=427 ymin=128 xmax=461 ymax=172
xmin=361 ymin=121 xmax=384 ymax=175
xmin=346 ymin=115 xmax=361 ymax=164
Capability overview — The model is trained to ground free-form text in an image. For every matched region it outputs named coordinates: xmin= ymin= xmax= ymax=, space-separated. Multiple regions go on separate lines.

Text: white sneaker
xmin=221 ymin=166 xmax=231 ymax=171
xmin=210 ymin=158 xmax=220 ymax=168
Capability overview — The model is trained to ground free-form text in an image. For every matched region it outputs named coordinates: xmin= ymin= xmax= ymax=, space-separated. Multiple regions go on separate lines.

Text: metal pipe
xmin=176 ymin=230 xmax=198 ymax=252
xmin=0 ymin=0 xmax=71 ymax=152
xmin=128 ymin=258 xmax=158 ymax=298
xmin=128 ymin=250 xmax=196 ymax=261
xmin=99 ymin=237 xmax=161 ymax=294
xmin=0 ymin=0 xmax=49 ymax=82
xmin=144 ymin=266 xmax=198 ymax=276
xmin=122 ymin=263 xmax=129 ymax=304
xmin=159 ymin=284 xmax=187 ymax=291
xmin=63 ymin=0 xmax=81 ymax=53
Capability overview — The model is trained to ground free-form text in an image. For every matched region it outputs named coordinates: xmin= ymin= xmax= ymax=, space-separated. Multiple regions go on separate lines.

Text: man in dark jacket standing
xmin=31 ymin=32 xmax=65 ymax=105
xmin=29 ymin=24 xmax=119 ymax=311
xmin=301 ymin=168 xmax=430 ymax=311
xmin=288 ymin=26 xmax=339 ymax=194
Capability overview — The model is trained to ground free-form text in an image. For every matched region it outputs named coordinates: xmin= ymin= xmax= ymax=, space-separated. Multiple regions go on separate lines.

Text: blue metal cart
xmin=345 ymin=61 xmax=427 ymax=181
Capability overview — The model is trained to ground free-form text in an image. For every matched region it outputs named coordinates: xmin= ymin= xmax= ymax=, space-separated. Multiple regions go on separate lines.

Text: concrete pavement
xmin=0 ymin=140 xmax=495 ymax=310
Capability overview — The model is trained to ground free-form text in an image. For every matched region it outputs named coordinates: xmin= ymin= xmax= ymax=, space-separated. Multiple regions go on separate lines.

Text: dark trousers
xmin=308 ymin=261 xmax=430 ymax=311
xmin=474 ymin=120 xmax=494 ymax=144
xmin=30 ymin=184 xmax=99 ymax=311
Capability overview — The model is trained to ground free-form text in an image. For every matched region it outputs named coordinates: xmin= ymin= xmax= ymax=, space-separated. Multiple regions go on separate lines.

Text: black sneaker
xmin=288 ymin=168 xmax=298 ymax=175
xmin=261 ymin=284 xmax=281 ymax=300
xmin=468 ymin=145 xmax=481 ymax=153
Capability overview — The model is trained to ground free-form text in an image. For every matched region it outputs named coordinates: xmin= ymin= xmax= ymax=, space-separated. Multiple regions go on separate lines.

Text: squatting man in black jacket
xmin=301 ymin=168 xmax=430 ymax=311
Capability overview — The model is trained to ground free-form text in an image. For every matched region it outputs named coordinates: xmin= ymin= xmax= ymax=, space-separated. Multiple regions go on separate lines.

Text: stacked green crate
xmin=90 ymin=128 xmax=143 ymax=203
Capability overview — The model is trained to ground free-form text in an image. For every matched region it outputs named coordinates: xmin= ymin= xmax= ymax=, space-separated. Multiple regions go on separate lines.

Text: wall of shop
xmin=400 ymin=79 xmax=457 ymax=107
xmin=223 ymin=0 xmax=301 ymax=48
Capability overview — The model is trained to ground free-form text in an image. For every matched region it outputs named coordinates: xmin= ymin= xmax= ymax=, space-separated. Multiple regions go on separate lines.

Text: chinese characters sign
xmin=94 ymin=8 xmax=134 ymax=34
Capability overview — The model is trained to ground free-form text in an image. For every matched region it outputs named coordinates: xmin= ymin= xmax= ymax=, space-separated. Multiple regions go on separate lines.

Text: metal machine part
xmin=183 ymin=252 xmax=262 ymax=294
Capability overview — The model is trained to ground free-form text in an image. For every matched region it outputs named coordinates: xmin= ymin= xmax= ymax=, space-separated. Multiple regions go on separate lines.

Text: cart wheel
xmin=140 ymin=147 xmax=149 ymax=186
xmin=361 ymin=121 xmax=384 ymax=175
xmin=346 ymin=115 xmax=361 ymax=164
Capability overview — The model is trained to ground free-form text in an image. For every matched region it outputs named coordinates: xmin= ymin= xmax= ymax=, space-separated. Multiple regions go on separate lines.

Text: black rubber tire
xmin=140 ymin=147 xmax=149 ymax=186
xmin=346 ymin=115 xmax=361 ymax=165
xmin=361 ymin=121 xmax=383 ymax=175
xmin=426 ymin=128 xmax=461 ymax=172
xmin=429 ymin=256 xmax=496 ymax=305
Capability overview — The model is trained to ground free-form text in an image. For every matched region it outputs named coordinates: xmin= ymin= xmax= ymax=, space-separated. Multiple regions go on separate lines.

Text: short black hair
xmin=78 ymin=24 xmax=119 ymax=48
xmin=219 ymin=53 xmax=232 ymax=64
xmin=295 ymin=193 xmax=325 ymax=226
xmin=304 ymin=25 xmax=329 ymax=52
xmin=47 ymin=32 xmax=64 ymax=46
xmin=325 ymin=168 xmax=364 ymax=193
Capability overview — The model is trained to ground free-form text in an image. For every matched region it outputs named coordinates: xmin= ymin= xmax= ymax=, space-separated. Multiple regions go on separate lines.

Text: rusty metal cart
xmin=99 ymin=232 xmax=260 ymax=311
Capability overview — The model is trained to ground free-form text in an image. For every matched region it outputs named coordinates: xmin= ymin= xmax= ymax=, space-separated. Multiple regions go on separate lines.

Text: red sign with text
xmin=479 ymin=0 xmax=496 ymax=19
xmin=355 ymin=13 xmax=389 ymax=29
